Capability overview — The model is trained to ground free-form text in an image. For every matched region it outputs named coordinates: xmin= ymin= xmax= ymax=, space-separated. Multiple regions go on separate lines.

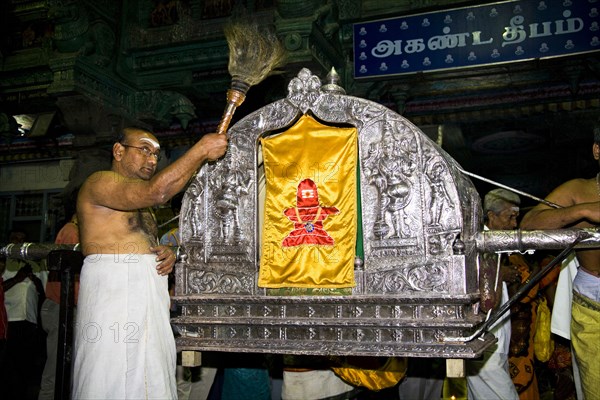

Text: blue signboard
xmin=353 ymin=0 xmax=600 ymax=78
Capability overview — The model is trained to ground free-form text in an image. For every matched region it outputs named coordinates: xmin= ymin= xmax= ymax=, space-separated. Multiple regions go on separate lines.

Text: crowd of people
xmin=0 ymin=125 xmax=597 ymax=400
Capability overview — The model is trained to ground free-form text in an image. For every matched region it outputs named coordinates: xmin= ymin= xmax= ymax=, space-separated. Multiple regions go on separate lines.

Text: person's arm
xmin=521 ymin=203 xmax=598 ymax=229
xmin=2 ymin=263 xmax=31 ymax=292
xmin=520 ymin=179 xmax=600 ymax=229
xmin=3 ymin=275 xmax=26 ymax=292
xmin=83 ymin=133 xmax=228 ymax=211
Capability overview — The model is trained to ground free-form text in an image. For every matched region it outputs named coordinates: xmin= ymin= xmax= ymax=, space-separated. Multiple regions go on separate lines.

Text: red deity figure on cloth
xmin=282 ymin=178 xmax=339 ymax=247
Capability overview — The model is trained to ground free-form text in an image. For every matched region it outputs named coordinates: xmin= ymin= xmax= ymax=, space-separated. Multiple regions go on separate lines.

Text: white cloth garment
xmin=2 ymin=261 xmax=47 ymax=324
xmin=489 ymin=281 xmax=511 ymax=354
xmin=551 ymin=252 xmax=579 ymax=339
xmin=72 ymin=254 xmax=177 ymax=400
xmin=466 ymin=281 xmax=518 ymax=400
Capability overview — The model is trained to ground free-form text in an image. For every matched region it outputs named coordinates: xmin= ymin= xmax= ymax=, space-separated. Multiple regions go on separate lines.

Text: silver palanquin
xmin=168 ymin=68 xmax=597 ymax=359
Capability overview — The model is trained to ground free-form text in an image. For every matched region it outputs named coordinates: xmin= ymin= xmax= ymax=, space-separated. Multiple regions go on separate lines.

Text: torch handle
xmin=216 ymin=88 xmax=246 ymax=135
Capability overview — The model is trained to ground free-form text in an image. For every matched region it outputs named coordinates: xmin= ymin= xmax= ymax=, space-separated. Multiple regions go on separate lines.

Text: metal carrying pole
xmin=444 ymin=236 xmax=582 ymax=342
xmin=480 ymin=238 xmax=580 ymax=331
xmin=476 ymin=228 xmax=600 ymax=253
xmin=0 ymin=242 xmax=80 ymax=260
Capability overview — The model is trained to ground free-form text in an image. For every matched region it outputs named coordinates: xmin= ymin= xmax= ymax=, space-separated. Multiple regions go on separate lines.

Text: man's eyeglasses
xmin=120 ymin=143 xmax=161 ymax=161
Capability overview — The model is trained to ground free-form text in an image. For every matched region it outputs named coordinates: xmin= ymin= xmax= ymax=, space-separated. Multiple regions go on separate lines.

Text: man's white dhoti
xmin=551 ymin=253 xmax=579 ymax=339
xmin=72 ymin=254 xmax=177 ymax=399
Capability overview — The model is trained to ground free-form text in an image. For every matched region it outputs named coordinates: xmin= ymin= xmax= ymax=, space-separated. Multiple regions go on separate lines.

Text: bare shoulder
xmin=545 ymin=177 xmax=594 ymax=206
xmin=80 ymin=170 xmax=124 ymax=198
xmin=83 ymin=170 xmax=120 ymax=186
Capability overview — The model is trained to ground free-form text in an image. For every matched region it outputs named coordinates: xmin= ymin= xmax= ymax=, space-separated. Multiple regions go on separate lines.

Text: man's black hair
xmin=116 ymin=126 xmax=155 ymax=143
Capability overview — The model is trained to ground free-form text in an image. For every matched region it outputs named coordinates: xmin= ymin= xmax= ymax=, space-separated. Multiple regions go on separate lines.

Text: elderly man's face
xmin=487 ymin=202 xmax=519 ymax=230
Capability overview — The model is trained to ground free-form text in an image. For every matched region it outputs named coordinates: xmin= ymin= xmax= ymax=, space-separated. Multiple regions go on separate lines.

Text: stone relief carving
xmin=134 ymin=90 xmax=196 ymax=129
xmin=48 ymin=0 xmax=115 ymax=66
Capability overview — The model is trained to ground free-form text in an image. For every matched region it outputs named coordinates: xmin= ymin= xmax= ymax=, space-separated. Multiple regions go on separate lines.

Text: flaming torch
xmin=216 ymin=21 xmax=286 ymax=135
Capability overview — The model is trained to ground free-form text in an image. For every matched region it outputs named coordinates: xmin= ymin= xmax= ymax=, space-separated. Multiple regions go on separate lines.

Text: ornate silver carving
xmin=366 ymin=262 xmax=449 ymax=293
xmin=172 ymin=68 xmax=599 ymax=359
xmin=364 ymin=120 xmax=418 ymax=240
xmin=187 ymin=269 xmax=253 ymax=295
xmin=477 ymin=228 xmax=600 ymax=252
xmin=209 ymin=152 xmax=252 ymax=245
xmin=287 ymin=68 xmax=322 ymax=113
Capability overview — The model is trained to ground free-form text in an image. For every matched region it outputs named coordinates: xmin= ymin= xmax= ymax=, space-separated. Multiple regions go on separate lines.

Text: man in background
xmin=466 ymin=189 xmax=522 ymax=400
xmin=520 ymin=129 xmax=600 ymax=400
xmin=0 ymin=229 xmax=46 ymax=400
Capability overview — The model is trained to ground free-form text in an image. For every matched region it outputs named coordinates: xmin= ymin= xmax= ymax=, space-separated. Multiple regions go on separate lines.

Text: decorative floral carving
xmin=188 ymin=270 xmax=253 ymax=294
xmin=366 ymin=263 xmax=448 ymax=293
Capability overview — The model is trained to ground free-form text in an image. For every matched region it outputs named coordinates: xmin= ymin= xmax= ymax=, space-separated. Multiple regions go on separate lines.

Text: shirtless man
xmin=520 ymin=129 xmax=600 ymax=400
xmin=72 ymin=126 xmax=227 ymax=399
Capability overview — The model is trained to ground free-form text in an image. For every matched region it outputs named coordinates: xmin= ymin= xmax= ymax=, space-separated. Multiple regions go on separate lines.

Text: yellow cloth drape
xmin=258 ymin=115 xmax=357 ymax=288
xmin=331 ymin=357 xmax=407 ymax=391
xmin=442 ymin=377 xmax=467 ymax=400
xmin=571 ymin=291 xmax=600 ymax=400
xmin=534 ymin=297 xmax=553 ymax=363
